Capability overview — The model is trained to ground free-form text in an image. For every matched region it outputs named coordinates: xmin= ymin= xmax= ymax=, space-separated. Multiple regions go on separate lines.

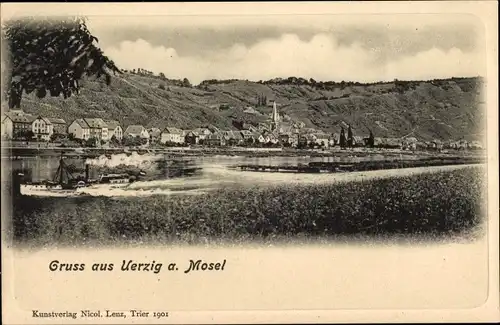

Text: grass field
xmin=10 ymin=166 xmax=486 ymax=248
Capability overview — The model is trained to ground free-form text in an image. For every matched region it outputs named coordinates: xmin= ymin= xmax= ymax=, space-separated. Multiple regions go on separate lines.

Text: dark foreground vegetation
xmin=10 ymin=166 xmax=485 ymax=247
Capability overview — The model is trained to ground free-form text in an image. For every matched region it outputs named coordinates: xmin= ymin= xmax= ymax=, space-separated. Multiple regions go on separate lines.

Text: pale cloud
xmin=104 ymin=33 xmax=485 ymax=85
xmin=385 ymin=47 xmax=485 ymax=81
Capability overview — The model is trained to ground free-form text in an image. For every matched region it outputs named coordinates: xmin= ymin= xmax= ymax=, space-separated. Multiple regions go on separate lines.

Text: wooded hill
xmin=11 ymin=72 xmax=485 ymax=141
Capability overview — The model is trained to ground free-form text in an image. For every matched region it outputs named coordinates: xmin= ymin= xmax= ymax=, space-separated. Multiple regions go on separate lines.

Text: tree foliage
xmin=257 ymin=93 xmax=267 ymax=106
xmin=339 ymin=127 xmax=346 ymax=149
xmin=14 ymin=129 xmax=34 ymax=140
xmin=122 ymin=136 xmax=148 ymax=147
xmin=85 ymin=137 xmax=98 ymax=147
xmin=2 ymin=16 xmax=121 ymax=109
xmin=182 ymin=78 xmax=192 ymax=88
xmin=367 ymin=130 xmax=375 ymax=148
xmin=347 ymin=125 xmax=354 ymax=148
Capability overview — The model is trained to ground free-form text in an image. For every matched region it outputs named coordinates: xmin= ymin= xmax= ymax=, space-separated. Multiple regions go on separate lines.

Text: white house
xmin=313 ymin=133 xmax=330 ymax=147
xmin=148 ymin=127 xmax=162 ymax=143
xmin=32 ymin=116 xmax=54 ymax=141
xmin=402 ymin=137 xmax=418 ymax=150
xmin=47 ymin=118 xmax=67 ymax=134
xmin=161 ymin=127 xmax=184 ymax=144
xmin=1 ymin=110 xmax=35 ymax=139
xmin=104 ymin=120 xmax=123 ymax=141
xmin=193 ymin=128 xmax=212 ymax=141
xmin=469 ymin=140 xmax=483 ymax=149
xmin=124 ymin=125 xmax=150 ymax=139
xmin=68 ymin=119 xmax=90 ymax=140
xmin=1 ymin=114 xmax=13 ymax=139
xmin=84 ymin=118 xmax=108 ymax=141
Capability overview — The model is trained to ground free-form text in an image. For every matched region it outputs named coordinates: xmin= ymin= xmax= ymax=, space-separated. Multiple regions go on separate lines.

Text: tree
xmin=50 ymin=133 xmax=59 ymax=142
xmin=245 ymin=137 xmax=255 ymax=146
xmin=26 ymin=130 xmax=35 ymax=140
xmin=110 ymin=134 xmax=120 ymax=146
xmin=368 ymin=130 xmax=375 ymax=148
xmin=182 ymin=78 xmax=192 ymax=88
xmin=347 ymin=125 xmax=354 ymax=148
xmin=14 ymin=129 xmax=34 ymax=140
xmin=158 ymin=83 xmax=166 ymax=90
xmin=2 ymin=16 xmax=121 ymax=109
xmin=85 ymin=137 xmax=97 ymax=147
xmin=340 ymin=127 xmax=346 ymax=149
xmin=257 ymin=93 xmax=268 ymax=106
xmin=122 ymin=136 xmax=147 ymax=147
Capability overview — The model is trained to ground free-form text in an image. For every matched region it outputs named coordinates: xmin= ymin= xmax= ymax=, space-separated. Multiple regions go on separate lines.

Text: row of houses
xmin=1 ymin=110 xmax=67 ymax=141
xmin=177 ymin=130 xmax=484 ymax=150
xmin=1 ymin=110 xmax=137 ymax=143
xmin=0 ymin=110 xmax=330 ymax=147
xmin=1 ymin=110 xmax=484 ymax=150
xmin=68 ymin=118 xmax=125 ymax=142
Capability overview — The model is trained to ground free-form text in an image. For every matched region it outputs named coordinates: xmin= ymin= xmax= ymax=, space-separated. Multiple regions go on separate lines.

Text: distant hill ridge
xmin=8 ymin=72 xmax=485 ymax=141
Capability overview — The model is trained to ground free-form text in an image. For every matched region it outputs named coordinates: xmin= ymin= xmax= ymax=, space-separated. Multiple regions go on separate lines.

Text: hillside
xmin=10 ymin=73 xmax=485 ymax=141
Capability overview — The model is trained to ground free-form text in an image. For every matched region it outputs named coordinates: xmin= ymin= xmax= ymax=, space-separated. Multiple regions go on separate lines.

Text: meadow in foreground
xmin=11 ymin=166 xmax=486 ymax=247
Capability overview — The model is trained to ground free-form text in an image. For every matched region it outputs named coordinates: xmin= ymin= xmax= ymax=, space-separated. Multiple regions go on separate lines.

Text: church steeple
xmin=271 ymin=101 xmax=279 ymax=131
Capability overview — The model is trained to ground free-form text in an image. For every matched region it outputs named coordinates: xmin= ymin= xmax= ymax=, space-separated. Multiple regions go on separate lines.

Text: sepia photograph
xmin=1 ymin=2 xmax=498 ymax=324
xmin=2 ymin=10 xmax=488 ymax=248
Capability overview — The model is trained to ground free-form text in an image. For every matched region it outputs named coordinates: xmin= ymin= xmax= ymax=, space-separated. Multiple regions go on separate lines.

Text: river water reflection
xmin=3 ymin=153 xmax=415 ymax=183
xmin=3 ymin=152 xmax=477 ymax=197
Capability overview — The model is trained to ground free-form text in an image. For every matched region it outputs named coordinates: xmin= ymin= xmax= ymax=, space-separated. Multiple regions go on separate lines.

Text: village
xmin=1 ymin=101 xmax=483 ymax=152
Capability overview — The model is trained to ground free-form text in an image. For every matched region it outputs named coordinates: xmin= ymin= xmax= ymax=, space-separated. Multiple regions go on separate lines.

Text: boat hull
xmin=21 ymin=184 xmax=64 ymax=191
xmin=20 ymin=182 xmax=132 ymax=196
xmin=20 ymin=184 xmax=86 ymax=196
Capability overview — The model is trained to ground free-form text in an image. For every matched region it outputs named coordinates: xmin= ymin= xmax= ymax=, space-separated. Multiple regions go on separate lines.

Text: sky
xmin=86 ymin=14 xmax=486 ymax=85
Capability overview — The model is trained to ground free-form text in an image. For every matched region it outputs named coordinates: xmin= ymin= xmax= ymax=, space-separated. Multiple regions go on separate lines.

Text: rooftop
xmin=148 ymin=128 xmax=162 ymax=137
xmin=47 ymin=118 xmax=66 ymax=124
xmin=124 ymin=125 xmax=146 ymax=134
xmin=104 ymin=120 xmax=121 ymax=129
xmin=162 ymin=127 xmax=183 ymax=134
xmin=4 ymin=111 xmax=35 ymax=123
xmin=84 ymin=118 xmax=108 ymax=129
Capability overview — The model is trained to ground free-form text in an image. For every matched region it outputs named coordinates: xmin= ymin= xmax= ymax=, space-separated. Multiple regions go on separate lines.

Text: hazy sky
xmin=87 ymin=14 xmax=486 ymax=85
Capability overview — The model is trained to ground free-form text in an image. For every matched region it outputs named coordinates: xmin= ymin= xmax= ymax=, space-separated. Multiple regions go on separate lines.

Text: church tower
xmin=271 ymin=101 xmax=279 ymax=131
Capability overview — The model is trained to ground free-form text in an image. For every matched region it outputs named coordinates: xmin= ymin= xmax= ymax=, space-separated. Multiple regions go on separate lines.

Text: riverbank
xmin=1 ymin=144 xmax=486 ymax=159
xmin=10 ymin=165 xmax=485 ymax=247
xmin=234 ymin=156 xmax=484 ymax=173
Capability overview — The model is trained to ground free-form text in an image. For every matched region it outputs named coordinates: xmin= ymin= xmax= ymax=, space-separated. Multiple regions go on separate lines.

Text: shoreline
xmin=0 ymin=145 xmax=486 ymax=159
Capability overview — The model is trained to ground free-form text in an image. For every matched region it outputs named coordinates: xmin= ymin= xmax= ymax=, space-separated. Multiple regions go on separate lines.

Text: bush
xmin=122 ymin=136 xmax=148 ymax=147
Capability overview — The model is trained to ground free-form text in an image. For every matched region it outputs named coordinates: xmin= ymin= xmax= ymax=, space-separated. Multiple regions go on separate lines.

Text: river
xmin=1 ymin=152 xmax=484 ymax=197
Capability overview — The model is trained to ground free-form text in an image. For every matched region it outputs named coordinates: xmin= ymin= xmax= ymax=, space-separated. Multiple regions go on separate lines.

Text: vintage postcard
xmin=1 ymin=1 xmax=498 ymax=324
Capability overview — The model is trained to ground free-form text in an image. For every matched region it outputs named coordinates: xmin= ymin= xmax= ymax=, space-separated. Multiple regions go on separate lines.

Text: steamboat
xmin=19 ymin=154 xmax=140 ymax=195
